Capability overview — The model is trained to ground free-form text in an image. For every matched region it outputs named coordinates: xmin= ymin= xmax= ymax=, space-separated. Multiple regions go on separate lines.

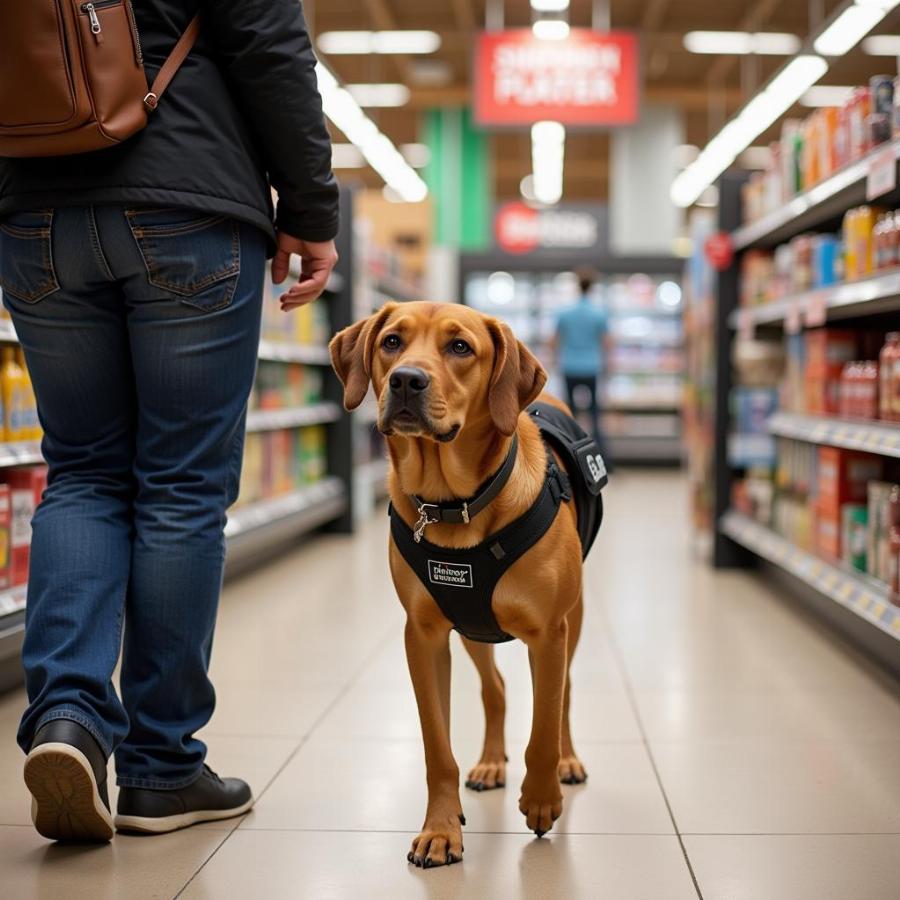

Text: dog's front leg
xmin=520 ymin=620 xmax=568 ymax=837
xmin=404 ymin=618 xmax=464 ymax=868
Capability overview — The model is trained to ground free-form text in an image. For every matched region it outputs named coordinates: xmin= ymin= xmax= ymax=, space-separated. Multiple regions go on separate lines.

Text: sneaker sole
xmin=24 ymin=743 xmax=113 ymax=842
xmin=114 ymin=797 xmax=254 ymax=835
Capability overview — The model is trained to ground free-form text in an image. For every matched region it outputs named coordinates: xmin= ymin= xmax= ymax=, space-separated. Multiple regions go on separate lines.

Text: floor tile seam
xmin=242 ymin=622 xmax=398 ymax=808
xmin=599 ymin=598 xmax=706 ymax=900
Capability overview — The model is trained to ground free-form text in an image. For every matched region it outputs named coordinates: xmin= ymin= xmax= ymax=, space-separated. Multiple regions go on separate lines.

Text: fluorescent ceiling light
xmin=346 ymin=84 xmax=411 ymax=107
xmin=317 ymin=31 xmax=441 ymax=55
xmin=532 ymin=120 xmax=565 ymax=205
xmin=331 ymin=144 xmax=365 ymax=168
xmin=671 ymin=55 xmax=828 ymax=207
xmin=862 ymin=34 xmax=900 ymax=55
xmin=683 ymin=31 xmax=801 ymax=55
xmin=532 ymin=19 xmax=570 ymax=40
xmin=400 ymin=143 xmax=431 ymax=168
xmin=531 ymin=0 xmax=569 ymax=10
xmin=814 ymin=5 xmax=886 ymax=55
xmin=801 ymin=84 xmax=855 ymax=106
xmin=316 ymin=63 xmax=427 ymax=202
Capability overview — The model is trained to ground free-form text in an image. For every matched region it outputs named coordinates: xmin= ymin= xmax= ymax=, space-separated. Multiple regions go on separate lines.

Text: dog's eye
xmin=449 ymin=339 xmax=472 ymax=356
xmin=382 ymin=334 xmax=402 ymax=352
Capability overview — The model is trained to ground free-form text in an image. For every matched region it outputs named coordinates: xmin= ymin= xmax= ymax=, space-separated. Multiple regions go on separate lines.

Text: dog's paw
xmin=518 ymin=778 xmax=563 ymax=837
xmin=558 ymin=755 xmax=588 ymax=785
xmin=465 ymin=757 xmax=506 ymax=792
xmin=407 ymin=815 xmax=464 ymax=869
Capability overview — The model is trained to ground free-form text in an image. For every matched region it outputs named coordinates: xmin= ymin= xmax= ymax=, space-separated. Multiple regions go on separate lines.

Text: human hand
xmin=271 ymin=233 xmax=338 ymax=310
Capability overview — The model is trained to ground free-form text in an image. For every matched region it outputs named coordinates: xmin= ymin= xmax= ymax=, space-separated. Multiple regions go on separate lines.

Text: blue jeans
xmin=0 ymin=206 xmax=266 ymax=788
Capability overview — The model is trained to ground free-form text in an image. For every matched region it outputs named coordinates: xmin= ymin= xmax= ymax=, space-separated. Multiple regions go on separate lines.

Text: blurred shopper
xmin=553 ymin=268 xmax=611 ymax=465
xmin=0 ymin=1 xmax=338 ymax=841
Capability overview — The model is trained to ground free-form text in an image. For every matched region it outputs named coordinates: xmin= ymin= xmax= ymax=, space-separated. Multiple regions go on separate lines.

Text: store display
xmin=742 ymin=79 xmax=897 ymax=226
xmin=4 ymin=466 xmax=46 ymax=588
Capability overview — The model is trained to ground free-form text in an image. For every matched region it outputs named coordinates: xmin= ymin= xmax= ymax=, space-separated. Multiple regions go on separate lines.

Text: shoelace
xmin=203 ymin=764 xmax=224 ymax=785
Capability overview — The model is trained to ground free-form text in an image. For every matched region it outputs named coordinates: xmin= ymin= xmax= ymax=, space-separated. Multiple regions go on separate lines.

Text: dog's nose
xmin=389 ymin=367 xmax=431 ymax=399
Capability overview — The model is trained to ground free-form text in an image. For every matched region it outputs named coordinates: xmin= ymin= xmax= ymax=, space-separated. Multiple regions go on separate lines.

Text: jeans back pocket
xmin=126 ymin=209 xmax=241 ymax=312
xmin=0 ymin=210 xmax=59 ymax=304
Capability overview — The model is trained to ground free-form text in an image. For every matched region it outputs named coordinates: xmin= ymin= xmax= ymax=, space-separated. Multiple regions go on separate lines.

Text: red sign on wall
xmin=474 ymin=29 xmax=639 ymax=127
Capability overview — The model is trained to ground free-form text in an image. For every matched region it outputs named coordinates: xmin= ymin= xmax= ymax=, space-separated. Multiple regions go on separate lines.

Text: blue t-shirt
xmin=556 ymin=299 xmax=608 ymax=376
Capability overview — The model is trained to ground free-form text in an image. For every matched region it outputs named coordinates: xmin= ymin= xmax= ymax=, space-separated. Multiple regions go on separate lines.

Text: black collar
xmin=410 ymin=434 xmax=519 ymax=543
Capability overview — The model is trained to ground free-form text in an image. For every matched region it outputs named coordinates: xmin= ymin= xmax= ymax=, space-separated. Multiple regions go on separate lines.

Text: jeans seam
xmin=87 ymin=205 xmax=115 ymax=281
xmin=35 ymin=708 xmax=111 ymax=758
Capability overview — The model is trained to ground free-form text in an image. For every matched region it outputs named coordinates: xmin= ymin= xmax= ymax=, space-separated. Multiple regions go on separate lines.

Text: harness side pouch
xmin=528 ymin=402 xmax=607 ymax=557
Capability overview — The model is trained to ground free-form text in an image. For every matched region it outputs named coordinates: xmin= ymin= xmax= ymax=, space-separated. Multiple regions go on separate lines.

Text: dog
xmin=330 ymin=301 xmax=596 ymax=868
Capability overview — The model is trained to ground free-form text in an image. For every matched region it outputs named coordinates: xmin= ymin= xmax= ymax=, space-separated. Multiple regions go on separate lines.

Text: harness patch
xmin=428 ymin=560 xmax=473 ymax=589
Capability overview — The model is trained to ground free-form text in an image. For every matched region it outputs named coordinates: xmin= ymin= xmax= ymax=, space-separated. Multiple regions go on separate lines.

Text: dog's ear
xmin=330 ymin=303 xmax=398 ymax=410
xmin=486 ymin=319 xmax=547 ymax=436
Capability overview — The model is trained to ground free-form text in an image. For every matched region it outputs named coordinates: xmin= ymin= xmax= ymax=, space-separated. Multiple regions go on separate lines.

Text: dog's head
xmin=330 ymin=302 xmax=546 ymax=441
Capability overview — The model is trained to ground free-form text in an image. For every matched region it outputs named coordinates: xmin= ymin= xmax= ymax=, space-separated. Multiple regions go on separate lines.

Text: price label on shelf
xmin=804 ymin=292 xmax=828 ymax=327
xmin=866 ymin=146 xmax=897 ymax=201
xmin=785 ymin=301 xmax=802 ymax=335
xmin=737 ymin=309 xmax=756 ymax=342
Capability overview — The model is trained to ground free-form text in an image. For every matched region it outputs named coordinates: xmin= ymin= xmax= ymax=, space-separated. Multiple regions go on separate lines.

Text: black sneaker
xmin=24 ymin=719 xmax=113 ymax=842
xmin=115 ymin=765 xmax=253 ymax=834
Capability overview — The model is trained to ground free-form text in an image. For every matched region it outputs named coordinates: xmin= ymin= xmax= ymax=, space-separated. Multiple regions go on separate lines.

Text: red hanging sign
xmin=704 ymin=232 xmax=734 ymax=271
xmin=474 ymin=29 xmax=639 ymax=127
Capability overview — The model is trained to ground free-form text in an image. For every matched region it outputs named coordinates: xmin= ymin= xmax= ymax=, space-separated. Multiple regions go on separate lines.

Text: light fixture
xmin=683 ymin=31 xmax=801 ymax=55
xmin=317 ymin=31 xmax=441 ymax=55
xmin=671 ymin=55 xmax=828 ymax=207
xmin=331 ymin=144 xmax=365 ymax=168
xmin=487 ymin=272 xmax=516 ymax=306
xmin=738 ymin=146 xmax=773 ymax=169
xmin=862 ymin=34 xmax=900 ymax=55
xmin=400 ymin=144 xmax=431 ymax=168
xmin=814 ymin=4 xmax=887 ymax=56
xmin=658 ymin=281 xmax=683 ymax=307
xmin=801 ymin=85 xmax=855 ymax=106
xmin=530 ymin=0 xmax=570 ymax=10
xmin=531 ymin=120 xmax=565 ymax=205
xmin=316 ymin=64 xmax=427 ymax=202
xmin=519 ymin=174 xmax=538 ymax=203
xmin=532 ymin=19 xmax=570 ymax=40
xmin=345 ymin=84 xmax=411 ymax=107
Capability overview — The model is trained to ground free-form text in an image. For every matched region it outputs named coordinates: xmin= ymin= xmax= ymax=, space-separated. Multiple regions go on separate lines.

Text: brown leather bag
xmin=0 ymin=1 xmax=199 ymax=158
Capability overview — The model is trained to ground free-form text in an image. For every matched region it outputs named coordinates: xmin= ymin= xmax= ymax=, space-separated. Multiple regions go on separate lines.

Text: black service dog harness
xmin=389 ymin=402 xmax=607 ymax=643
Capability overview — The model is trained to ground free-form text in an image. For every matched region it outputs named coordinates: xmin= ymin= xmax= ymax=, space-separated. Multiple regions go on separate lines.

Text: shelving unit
xmin=459 ymin=254 xmax=685 ymax=464
xmin=727 ymin=268 xmax=900 ymax=329
xmin=721 ymin=511 xmax=900 ymax=641
xmin=768 ymin=412 xmax=900 ymax=458
xmin=245 ymin=403 xmax=342 ymax=433
xmin=732 ymin=137 xmax=900 ymax=251
xmin=711 ymin=154 xmax=900 ymax=674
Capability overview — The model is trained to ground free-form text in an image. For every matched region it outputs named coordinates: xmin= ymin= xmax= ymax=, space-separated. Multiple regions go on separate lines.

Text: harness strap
xmin=390 ymin=459 xmax=568 ymax=643
xmin=410 ymin=434 xmax=518 ymax=537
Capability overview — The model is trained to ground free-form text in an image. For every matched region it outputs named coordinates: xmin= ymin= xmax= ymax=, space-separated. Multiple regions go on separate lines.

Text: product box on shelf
xmin=817 ymin=446 xmax=883 ymax=507
xmin=805 ymin=329 xmax=858 ymax=414
xmin=0 ymin=484 xmax=11 ymax=590
xmin=5 ymin=466 xmax=47 ymax=587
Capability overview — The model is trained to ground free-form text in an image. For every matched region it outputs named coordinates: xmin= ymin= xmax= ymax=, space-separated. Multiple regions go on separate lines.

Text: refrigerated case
xmin=461 ymin=256 xmax=685 ymax=464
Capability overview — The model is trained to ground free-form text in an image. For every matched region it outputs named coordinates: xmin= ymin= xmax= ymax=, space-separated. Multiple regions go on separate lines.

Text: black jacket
xmin=0 ymin=0 xmax=339 ymax=246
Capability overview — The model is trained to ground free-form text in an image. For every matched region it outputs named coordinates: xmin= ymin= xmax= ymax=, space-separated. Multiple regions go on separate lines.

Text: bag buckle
xmin=413 ymin=503 xmax=439 ymax=543
xmin=143 ymin=92 xmax=159 ymax=112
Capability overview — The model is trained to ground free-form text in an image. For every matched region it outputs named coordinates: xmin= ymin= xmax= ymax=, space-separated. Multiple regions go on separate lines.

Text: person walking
xmin=553 ymin=268 xmax=611 ymax=465
xmin=0 ymin=1 xmax=338 ymax=841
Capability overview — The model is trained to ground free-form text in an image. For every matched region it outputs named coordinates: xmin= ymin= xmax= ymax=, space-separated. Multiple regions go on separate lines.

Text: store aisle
xmin=1 ymin=470 xmax=899 ymax=899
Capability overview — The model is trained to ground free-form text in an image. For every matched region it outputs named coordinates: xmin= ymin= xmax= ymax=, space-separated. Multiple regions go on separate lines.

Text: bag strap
xmin=143 ymin=14 xmax=202 ymax=112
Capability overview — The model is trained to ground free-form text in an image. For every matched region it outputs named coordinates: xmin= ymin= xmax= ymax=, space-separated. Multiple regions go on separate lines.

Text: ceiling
xmin=307 ymin=0 xmax=900 ymax=202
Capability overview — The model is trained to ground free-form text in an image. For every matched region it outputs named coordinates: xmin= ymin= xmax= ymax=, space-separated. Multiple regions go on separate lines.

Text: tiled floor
xmin=1 ymin=469 xmax=899 ymax=899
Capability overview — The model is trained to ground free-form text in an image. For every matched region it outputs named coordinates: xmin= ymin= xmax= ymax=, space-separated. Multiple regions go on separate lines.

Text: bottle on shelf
xmin=1 ymin=348 xmax=26 ymax=442
xmin=881 ymin=333 xmax=900 ymax=422
xmin=16 ymin=349 xmax=40 ymax=440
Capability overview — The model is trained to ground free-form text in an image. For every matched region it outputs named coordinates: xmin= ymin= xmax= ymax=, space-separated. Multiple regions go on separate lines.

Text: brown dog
xmin=330 ymin=301 xmax=588 ymax=867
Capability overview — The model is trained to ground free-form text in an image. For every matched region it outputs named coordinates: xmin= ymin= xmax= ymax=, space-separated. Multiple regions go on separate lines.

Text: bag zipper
xmin=80 ymin=0 xmax=122 ymax=43
xmin=124 ymin=0 xmax=143 ymax=64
